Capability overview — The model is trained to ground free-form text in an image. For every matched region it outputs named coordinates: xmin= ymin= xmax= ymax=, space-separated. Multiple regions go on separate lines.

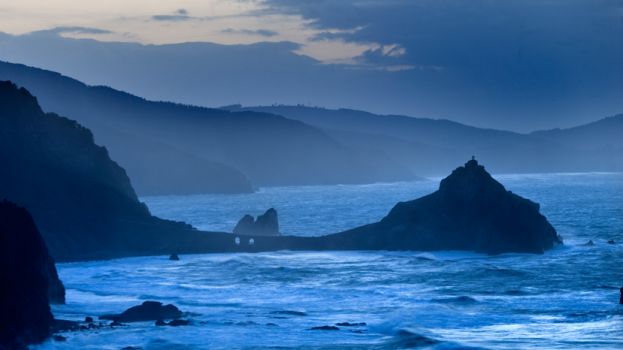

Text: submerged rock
xmin=0 ymin=200 xmax=58 ymax=348
xmin=100 ymin=301 xmax=182 ymax=322
xmin=169 ymin=253 xmax=180 ymax=261
xmin=233 ymin=208 xmax=280 ymax=236
xmin=326 ymin=158 xmax=562 ymax=254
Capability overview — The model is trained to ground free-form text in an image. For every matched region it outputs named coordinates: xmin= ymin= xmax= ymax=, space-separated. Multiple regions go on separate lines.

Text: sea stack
xmin=326 ymin=158 xmax=562 ymax=254
xmin=0 ymin=200 xmax=62 ymax=348
xmin=233 ymin=208 xmax=280 ymax=236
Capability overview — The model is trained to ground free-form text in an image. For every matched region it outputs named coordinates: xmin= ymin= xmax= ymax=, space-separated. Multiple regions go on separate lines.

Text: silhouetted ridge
xmin=228 ymin=105 xmax=623 ymax=175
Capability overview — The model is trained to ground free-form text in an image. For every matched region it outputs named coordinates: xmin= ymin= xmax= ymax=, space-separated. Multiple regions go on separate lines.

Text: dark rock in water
xmin=607 ymin=240 xmax=616 ymax=244
xmin=51 ymin=319 xmax=80 ymax=333
xmin=154 ymin=319 xmax=189 ymax=327
xmin=167 ymin=319 xmax=190 ymax=327
xmin=52 ymin=335 xmax=67 ymax=342
xmin=109 ymin=321 xmax=125 ymax=327
xmin=121 ymin=347 xmax=142 ymax=350
xmin=0 ymin=200 xmax=59 ymax=348
xmin=620 ymin=287 xmax=623 ymax=305
xmin=310 ymin=325 xmax=340 ymax=331
xmin=335 ymin=322 xmax=367 ymax=327
xmin=583 ymin=240 xmax=595 ymax=246
xmin=169 ymin=253 xmax=180 ymax=261
xmin=233 ymin=208 xmax=280 ymax=236
xmin=85 ymin=317 xmax=94 ymax=323
xmin=100 ymin=301 xmax=182 ymax=322
xmin=325 ymin=158 xmax=562 ymax=254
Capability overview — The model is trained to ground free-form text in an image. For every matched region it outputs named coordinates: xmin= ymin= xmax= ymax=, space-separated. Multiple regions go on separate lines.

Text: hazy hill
xmin=531 ymin=114 xmax=623 ymax=150
xmin=0 ymin=61 xmax=414 ymax=192
xmin=227 ymin=105 xmax=623 ymax=175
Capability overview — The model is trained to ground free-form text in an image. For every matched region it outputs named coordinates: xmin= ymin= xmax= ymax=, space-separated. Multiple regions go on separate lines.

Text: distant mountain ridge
xmin=226 ymin=105 xmax=623 ymax=176
xmin=0 ymin=60 xmax=414 ymax=195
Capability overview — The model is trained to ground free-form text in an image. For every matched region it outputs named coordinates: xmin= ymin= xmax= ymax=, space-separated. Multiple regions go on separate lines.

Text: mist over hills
xmin=0 ymin=61 xmax=414 ymax=195
xmin=1 ymin=59 xmax=620 ymax=199
xmin=226 ymin=105 xmax=623 ymax=176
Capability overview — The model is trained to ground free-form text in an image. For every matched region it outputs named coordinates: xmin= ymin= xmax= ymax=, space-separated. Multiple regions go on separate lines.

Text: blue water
xmin=39 ymin=173 xmax=623 ymax=349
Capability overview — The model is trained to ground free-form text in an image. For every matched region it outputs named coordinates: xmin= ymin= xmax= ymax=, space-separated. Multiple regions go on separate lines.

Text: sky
xmin=0 ymin=0 xmax=622 ymax=132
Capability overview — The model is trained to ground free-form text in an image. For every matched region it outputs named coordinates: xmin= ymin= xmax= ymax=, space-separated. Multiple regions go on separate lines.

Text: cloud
xmin=41 ymin=26 xmax=113 ymax=35
xmin=261 ymin=0 xmax=623 ymax=98
xmin=152 ymin=9 xmax=192 ymax=22
xmin=221 ymin=28 xmax=278 ymax=37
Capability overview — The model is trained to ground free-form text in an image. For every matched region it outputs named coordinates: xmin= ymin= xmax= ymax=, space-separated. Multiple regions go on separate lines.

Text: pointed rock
xmin=330 ymin=158 xmax=562 ymax=254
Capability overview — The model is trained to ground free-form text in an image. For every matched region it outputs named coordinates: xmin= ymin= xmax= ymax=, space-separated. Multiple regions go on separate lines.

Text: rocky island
xmin=316 ymin=157 xmax=563 ymax=254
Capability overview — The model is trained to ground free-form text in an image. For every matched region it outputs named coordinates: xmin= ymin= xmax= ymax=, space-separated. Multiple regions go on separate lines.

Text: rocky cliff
xmin=0 ymin=200 xmax=58 ymax=348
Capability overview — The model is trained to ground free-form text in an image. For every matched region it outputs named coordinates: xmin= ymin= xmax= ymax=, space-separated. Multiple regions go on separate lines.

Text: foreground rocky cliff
xmin=0 ymin=200 xmax=59 ymax=348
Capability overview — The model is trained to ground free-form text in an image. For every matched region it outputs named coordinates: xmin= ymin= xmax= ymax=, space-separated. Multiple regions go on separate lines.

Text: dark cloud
xmin=221 ymin=28 xmax=278 ymax=37
xmin=258 ymin=0 xmax=623 ymax=129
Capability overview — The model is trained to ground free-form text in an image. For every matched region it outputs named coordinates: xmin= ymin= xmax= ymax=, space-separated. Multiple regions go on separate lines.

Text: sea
xmin=37 ymin=173 xmax=623 ymax=349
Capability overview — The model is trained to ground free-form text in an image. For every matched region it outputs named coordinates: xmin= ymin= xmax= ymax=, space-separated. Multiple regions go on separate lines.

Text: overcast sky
xmin=1 ymin=0 xmax=622 ymax=131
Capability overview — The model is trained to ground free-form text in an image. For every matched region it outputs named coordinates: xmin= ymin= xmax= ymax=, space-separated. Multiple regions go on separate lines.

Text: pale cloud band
xmin=0 ymin=0 xmax=378 ymax=64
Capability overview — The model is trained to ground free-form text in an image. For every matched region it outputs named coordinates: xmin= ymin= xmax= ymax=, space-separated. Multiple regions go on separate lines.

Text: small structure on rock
xmin=233 ymin=208 xmax=280 ymax=236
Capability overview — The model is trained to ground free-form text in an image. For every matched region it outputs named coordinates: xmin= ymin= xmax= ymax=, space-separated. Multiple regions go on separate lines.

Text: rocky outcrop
xmin=320 ymin=158 xmax=562 ymax=254
xmin=0 ymin=200 xmax=59 ymax=348
xmin=233 ymin=208 xmax=280 ymax=236
xmin=100 ymin=301 xmax=182 ymax=322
